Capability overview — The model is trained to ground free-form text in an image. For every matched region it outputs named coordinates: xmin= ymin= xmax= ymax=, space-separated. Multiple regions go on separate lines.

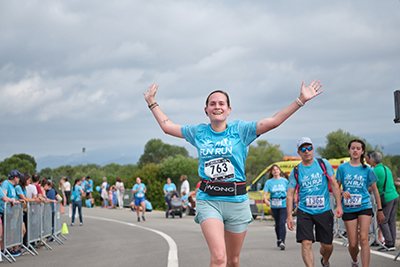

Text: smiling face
xmin=205 ymin=92 xmax=231 ymax=123
xmin=349 ymin=141 xmax=364 ymax=161
xmin=271 ymin=166 xmax=281 ymax=177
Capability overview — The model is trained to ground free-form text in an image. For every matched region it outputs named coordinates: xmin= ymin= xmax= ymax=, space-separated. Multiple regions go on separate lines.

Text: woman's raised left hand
xmin=299 ymin=80 xmax=323 ymax=104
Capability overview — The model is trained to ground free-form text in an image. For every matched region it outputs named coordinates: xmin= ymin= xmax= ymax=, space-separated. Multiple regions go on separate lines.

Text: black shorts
xmin=296 ymin=209 xmax=334 ymax=244
xmin=342 ymin=208 xmax=373 ymax=221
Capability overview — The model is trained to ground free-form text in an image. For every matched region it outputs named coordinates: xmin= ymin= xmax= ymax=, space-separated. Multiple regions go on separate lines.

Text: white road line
xmin=85 ymin=215 xmax=179 ymax=267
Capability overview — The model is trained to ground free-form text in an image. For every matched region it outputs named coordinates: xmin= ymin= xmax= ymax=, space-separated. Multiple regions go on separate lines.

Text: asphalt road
xmin=7 ymin=207 xmax=400 ymax=266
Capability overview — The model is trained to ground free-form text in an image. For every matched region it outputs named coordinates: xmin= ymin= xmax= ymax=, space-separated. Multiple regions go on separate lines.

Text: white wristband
xmin=295 ymin=97 xmax=304 ymax=107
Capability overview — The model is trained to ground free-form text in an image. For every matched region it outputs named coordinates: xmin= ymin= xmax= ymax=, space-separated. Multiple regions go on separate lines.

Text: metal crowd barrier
xmin=53 ymin=202 xmax=67 ymax=244
xmin=2 ymin=203 xmax=32 ymax=263
xmin=249 ymin=191 xmax=268 ymax=222
xmin=27 ymin=202 xmax=42 ymax=255
xmin=41 ymin=202 xmax=53 ymax=250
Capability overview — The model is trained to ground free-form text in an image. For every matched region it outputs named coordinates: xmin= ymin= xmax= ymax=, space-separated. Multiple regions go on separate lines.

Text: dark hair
xmin=32 ymin=173 xmax=40 ymax=183
xmin=205 ymin=90 xmax=230 ymax=107
xmin=19 ymin=172 xmax=31 ymax=191
xmin=348 ymin=139 xmax=367 ymax=168
xmin=366 ymin=150 xmax=375 ymax=158
xmin=73 ymin=178 xmax=80 ymax=191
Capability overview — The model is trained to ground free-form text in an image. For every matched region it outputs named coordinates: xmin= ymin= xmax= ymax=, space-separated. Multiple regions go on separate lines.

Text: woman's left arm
xmin=256 ymin=80 xmax=322 ymax=135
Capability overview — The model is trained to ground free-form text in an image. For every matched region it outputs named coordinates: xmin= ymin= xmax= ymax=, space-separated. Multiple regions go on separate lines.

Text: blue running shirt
xmin=336 ymin=162 xmax=378 ymax=213
xmin=163 ymin=183 xmax=177 ymax=196
xmin=181 ymin=120 xmax=258 ymax=202
xmin=288 ymin=158 xmax=334 ymax=215
xmin=132 ymin=183 xmax=146 ymax=198
xmin=0 ymin=180 xmax=17 ymax=213
xmin=263 ymin=178 xmax=288 ymax=208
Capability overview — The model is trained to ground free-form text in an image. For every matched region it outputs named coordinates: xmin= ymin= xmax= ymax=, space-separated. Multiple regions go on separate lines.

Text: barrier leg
xmin=28 ymin=243 xmax=39 ymax=256
xmin=21 ymin=244 xmax=35 ymax=256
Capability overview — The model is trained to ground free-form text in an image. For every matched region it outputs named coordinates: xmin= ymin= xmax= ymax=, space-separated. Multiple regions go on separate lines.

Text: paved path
xmin=8 ymin=207 xmax=400 ymax=266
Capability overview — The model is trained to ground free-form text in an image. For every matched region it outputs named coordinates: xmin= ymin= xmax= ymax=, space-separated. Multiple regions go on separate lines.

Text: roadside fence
xmin=1 ymin=201 xmax=67 ymax=263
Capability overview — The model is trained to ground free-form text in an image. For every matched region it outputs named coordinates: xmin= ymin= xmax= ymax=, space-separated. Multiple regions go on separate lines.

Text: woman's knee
xmin=210 ymin=251 xmax=226 ymax=266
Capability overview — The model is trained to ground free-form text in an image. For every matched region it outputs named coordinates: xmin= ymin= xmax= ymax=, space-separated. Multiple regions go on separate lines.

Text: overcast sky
xmin=1 ymin=0 xmax=400 ymax=164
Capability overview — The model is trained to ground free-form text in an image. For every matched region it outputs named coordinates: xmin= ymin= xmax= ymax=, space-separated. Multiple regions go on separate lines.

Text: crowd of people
xmin=0 ymin=170 xmax=60 ymax=259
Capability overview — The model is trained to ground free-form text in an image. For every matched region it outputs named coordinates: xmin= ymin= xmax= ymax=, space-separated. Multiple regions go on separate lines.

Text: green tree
xmin=0 ymin=155 xmax=36 ymax=175
xmin=316 ymin=129 xmax=381 ymax=158
xmin=138 ymin=139 xmax=189 ymax=168
xmin=245 ymin=140 xmax=284 ymax=183
xmin=390 ymin=155 xmax=400 ymax=177
xmin=159 ymin=155 xmax=198 ymax=186
xmin=39 ymin=167 xmax=53 ymax=179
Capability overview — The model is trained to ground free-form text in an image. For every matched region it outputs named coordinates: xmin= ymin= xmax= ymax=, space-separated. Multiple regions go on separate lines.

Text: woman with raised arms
xmin=144 ymin=80 xmax=322 ymax=267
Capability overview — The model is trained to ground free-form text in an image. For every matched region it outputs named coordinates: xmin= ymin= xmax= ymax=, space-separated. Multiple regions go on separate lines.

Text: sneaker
xmin=10 ymin=250 xmax=21 ymax=257
xmin=387 ymin=246 xmax=396 ymax=251
xmin=320 ymin=256 xmax=330 ymax=267
xmin=279 ymin=242 xmax=286 ymax=250
xmin=351 ymin=256 xmax=360 ymax=267
xmin=378 ymin=247 xmax=389 ymax=252
xmin=80 ymin=222 xmax=83 ymax=226
xmin=142 ymin=215 xmax=145 ymax=221
xmin=137 ymin=217 xmax=140 ymax=222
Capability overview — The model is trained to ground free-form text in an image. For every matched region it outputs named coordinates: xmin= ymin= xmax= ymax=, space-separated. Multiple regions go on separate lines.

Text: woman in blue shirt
xmin=163 ymin=178 xmax=176 ymax=212
xmin=263 ymin=164 xmax=288 ymax=250
xmin=336 ymin=139 xmax=385 ymax=267
xmin=144 ymin=80 xmax=323 ymax=266
xmin=71 ymin=179 xmax=84 ymax=226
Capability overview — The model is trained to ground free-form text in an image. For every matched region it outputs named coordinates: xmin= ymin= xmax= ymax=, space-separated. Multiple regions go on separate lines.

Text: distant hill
xmin=36 ymin=146 xmax=141 ymax=171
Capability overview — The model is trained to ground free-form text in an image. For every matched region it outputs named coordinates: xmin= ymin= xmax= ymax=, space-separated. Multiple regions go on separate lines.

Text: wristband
xmin=295 ymin=97 xmax=304 ymax=107
xmin=378 ymin=208 xmax=383 ymax=211
xmin=148 ymin=102 xmax=158 ymax=109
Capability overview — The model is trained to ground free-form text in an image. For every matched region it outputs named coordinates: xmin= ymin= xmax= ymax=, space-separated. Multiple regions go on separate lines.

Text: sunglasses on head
xmin=300 ymin=146 xmax=313 ymax=153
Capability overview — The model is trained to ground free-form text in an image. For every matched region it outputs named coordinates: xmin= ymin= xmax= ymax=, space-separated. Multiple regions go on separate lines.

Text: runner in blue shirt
xmin=132 ymin=177 xmax=147 ymax=222
xmin=71 ymin=179 xmax=84 ymax=226
xmin=336 ymin=139 xmax=385 ymax=267
xmin=144 ymin=79 xmax=324 ymax=266
xmin=263 ymin=164 xmax=288 ymax=250
xmin=286 ymin=138 xmax=343 ymax=267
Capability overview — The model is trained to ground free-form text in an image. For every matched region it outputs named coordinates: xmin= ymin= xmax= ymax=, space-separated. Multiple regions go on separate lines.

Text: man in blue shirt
xmin=286 ymin=138 xmax=343 ymax=267
xmin=1 ymin=170 xmax=23 ymax=257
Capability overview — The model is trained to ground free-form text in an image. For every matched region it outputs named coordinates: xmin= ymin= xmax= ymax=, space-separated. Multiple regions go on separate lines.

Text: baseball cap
xmin=297 ymin=137 xmax=313 ymax=150
xmin=8 ymin=170 xmax=23 ymax=180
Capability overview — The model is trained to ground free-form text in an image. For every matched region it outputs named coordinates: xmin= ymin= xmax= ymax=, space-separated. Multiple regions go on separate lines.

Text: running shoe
xmin=279 ymin=243 xmax=286 ymax=250
xmin=71 ymin=223 xmax=74 ymax=226
xmin=387 ymin=246 xmax=396 ymax=251
xmin=320 ymin=256 xmax=330 ymax=267
xmin=378 ymin=247 xmax=389 ymax=252
xmin=80 ymin=222 xmax=83 ymax=226
xmin=142 ymin=215 xmax=146 ymax=221
xmin=351 ymin=256 xmax=360 ymax=267
xmin=137 ymin=216 xmax=140 ymax=222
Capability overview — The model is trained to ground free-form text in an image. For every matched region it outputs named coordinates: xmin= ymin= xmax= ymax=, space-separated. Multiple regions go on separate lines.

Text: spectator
xmin=59 ymin=177 xmax=66 ymax=205
xmin=32 ymin=174 xmax=46 ymax=202
xmin=115 ymin=177 xmax=125 ymax=209
xmin=63 ymin=177 xmax=71 ymax=206
xmin=71 ymin=179 xmax=84 ymax=226
xmin=43 ymin=180 xmax=58 ymax=241
xmin=85 ymin=194 xmax=95 ymax=208
xmin=365 ymin=151 xmax=375 ymax=167
xmin=85 ymin=175 xmax=93 ymax=196
xmin=180 ymin=174 xmax=190 ymax=197
xmin=1 ymin=170 xmax=23 ymax=257
xmin=163 ymin=178 xmax=176 ymax=212
xmin=100 ymin=177 xmax=109 ymax=208
xmin=370 ymin=151 xmax=399 ymax=251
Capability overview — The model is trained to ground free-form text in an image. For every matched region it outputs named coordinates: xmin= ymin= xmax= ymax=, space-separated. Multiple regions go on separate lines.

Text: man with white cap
xmin=286 ymin=137 xmax=343 ymax=267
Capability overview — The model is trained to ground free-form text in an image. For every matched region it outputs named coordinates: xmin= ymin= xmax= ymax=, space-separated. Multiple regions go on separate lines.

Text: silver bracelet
xmin=295 ymin=97 xmax=304 ymax=107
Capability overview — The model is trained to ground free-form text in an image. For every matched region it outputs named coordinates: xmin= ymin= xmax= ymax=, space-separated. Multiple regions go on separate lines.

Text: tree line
xmin=1 ymin=129 xmax=399 ymax=209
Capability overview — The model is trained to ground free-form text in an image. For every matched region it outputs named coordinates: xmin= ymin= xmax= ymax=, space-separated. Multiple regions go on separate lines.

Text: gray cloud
xmin=1 ymin=0 xmax=400 ymax=164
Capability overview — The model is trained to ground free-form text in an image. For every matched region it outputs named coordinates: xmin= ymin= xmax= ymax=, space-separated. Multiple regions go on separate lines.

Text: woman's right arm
xmin=144 ymin=83 xmax=183 ymax=138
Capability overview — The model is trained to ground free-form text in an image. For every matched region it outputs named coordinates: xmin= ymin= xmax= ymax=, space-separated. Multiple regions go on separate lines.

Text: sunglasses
xmin=299 ymin=146 xmax=313 ymax=153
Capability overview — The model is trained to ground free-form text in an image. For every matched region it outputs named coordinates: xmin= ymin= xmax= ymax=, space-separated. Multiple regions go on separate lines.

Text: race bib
xmin=344 ymin=194 xmax=362 ymax=208
xmin=306 ymin=195 xmax=325 ymax=209
xmin=271 ymin=198 xmax=282 ymax=208
xmin=204 ymin=158 xmax=235 ymax=181
xmin=137 ymin=193 xmax=144 ymax=198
